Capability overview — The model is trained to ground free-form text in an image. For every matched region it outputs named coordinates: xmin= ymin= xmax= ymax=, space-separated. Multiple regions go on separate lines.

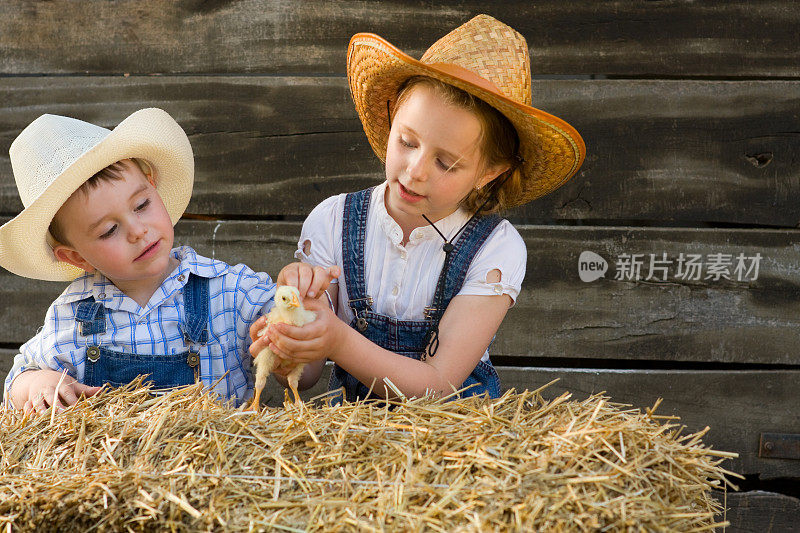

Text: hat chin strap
xmin=426 ymin=63 xmax=503 ymax=96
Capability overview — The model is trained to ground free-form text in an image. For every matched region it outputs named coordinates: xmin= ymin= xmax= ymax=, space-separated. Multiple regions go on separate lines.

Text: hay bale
xmin=0 ymin=378 xmax=738 ymax=531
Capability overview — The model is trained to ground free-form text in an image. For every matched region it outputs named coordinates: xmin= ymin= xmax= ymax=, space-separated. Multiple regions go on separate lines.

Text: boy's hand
xmin=247 ymin=316 xmax=300 ymax=378
xmin=9 ymin=369 xmax=102 ymax=414
xmin=277 ymin=263 xmax=340 ymax=299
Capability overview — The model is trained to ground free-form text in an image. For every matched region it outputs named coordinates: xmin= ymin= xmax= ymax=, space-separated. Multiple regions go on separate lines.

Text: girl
xmin=250 ymin=15 xmax=585 ymax=402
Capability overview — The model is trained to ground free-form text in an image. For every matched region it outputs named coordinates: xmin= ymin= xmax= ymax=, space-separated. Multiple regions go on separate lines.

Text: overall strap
xmin=429 ymin=214 xmax=503 ymax=319
xmin=75 ymin=298 xmax=106 ymax=336
xmin=423 ymin=214 xmax=502 ymax=357
xmin=180 ymin=273 xmax=210 ymax=345
xmin=342 ymin=187 xmax=375 ymax=316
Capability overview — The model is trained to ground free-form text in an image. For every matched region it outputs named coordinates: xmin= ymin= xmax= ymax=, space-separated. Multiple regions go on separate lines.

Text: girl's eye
xmin=399 ymin=137 xmax=416 ymax=148
xmin=99 ymin=225 xmax=117 ymax=239
xmin=135 ymin=198 xmax=151 ymax=211
xmin=437 ymin=159 xmax=458 ymax=172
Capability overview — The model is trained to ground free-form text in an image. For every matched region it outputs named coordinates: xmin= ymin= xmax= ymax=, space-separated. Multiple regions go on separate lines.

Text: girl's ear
xmin=53 ymin=245 xmax=96 ymax=273
xmin=477 ymin=163 xmax=510 ymax=190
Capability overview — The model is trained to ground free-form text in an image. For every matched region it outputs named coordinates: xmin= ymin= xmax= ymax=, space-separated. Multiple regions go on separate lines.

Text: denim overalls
xmin=329 ymin=187 xmax=502 ymax=402
xmin=78 ymin=274 xmax=208 ymax=391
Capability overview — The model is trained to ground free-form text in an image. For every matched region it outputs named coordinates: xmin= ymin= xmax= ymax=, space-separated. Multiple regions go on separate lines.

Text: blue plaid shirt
xmin=4 ymin=246 xmax=275 ymax=407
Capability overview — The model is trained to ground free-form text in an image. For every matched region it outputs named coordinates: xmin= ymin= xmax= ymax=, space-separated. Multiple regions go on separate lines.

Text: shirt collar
xmin=53 ymin=246 xmax=229 ymax=309
xmin=373 ymin=181 xmax=472 ymax=246
xmin=169 ymin=245 xmax=231 ymax=280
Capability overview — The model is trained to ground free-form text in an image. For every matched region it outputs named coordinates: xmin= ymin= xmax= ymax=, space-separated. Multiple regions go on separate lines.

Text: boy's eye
xmin=135 ymin=198 xmax=151 ymax=211
xmin=99 ymin=225 xmax=117 ymax=239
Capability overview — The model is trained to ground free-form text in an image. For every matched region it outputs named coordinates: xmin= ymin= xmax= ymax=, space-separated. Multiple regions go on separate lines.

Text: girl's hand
xmin=10 ymin=369 xmax=102 ymax=413
xmin=247 ymin=316 xmax=314 ymax=378
xmin=264 ymin=297 xmax=346 ymax=365
xmin=277 ymin=262 xmax=340 ymax=299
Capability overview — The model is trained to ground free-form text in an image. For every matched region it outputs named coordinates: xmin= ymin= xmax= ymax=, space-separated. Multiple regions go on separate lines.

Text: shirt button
xmin=392 ymin=286 xmax=399 ymax=296
xmin=400 ymin=250 xmax=407 ymax=260
xmin=494 ymin=286 xmax=503 ymax=295
xmin=97 ymin=292 xmax=106 ymax=299
xmin=177 ymin=274 xmax=186 ymax=282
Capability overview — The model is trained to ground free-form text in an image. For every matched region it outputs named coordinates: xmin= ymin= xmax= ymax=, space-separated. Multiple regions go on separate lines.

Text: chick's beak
xmin=290 ymin=293 xmax=300 ymax=308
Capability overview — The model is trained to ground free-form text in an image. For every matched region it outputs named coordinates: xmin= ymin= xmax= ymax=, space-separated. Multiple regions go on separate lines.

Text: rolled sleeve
xmin=294 ymin=195 xmax=342 ymax=277
xmin=3 ymin=351 xmax=37 ymax=402
xmin=228 ymin=265 xmax=277 ymax=349
xmin=3 ymin=303 xmax=75 ymax=401
xmin=457 ymin=221 xmax=527 ymax=305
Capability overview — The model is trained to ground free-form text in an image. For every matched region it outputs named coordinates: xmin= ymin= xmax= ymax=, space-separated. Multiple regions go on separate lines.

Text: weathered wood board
xmin=1 ymin=0 xmax=798 ymax=520
xmin=719 ymin=491 xmax=800 ymax=532
xmin=0 ymin=1 xmax=797 ymax=77
xmin=1 ymin=77 xmax=798 ymax=227
xmin=499 ymin=368 xmax=800 ymax=479
xmin=3 ymin=220 xmax=799 ymax=366
xmin=504 ymin=225 xmax=800 ymax=365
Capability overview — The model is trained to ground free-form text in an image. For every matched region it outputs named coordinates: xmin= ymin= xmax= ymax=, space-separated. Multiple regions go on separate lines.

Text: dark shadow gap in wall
xmin=490 ymin=355 xmax=800 ymax=371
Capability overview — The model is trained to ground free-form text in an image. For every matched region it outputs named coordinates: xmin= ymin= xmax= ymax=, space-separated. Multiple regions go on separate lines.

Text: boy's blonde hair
xmin=394 ymin=76 xmax=524 ymax=215
xmin=48 ymin=160 xmax=131 ymax=245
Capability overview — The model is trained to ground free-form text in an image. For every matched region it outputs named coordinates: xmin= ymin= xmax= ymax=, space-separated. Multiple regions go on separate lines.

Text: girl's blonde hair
xmin=393 ymin=76 xmax=524 ymax=215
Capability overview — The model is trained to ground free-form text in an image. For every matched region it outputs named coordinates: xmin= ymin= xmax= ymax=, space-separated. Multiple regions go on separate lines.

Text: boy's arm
xmin=3 ymin=350 xmax=40 ymax=408
xmin=4 ymin=300 xmax=99 ymax=411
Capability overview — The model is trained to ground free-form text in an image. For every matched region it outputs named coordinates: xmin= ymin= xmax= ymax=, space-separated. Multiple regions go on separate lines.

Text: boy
xmin=0 ymin=108 xmax=277 ymax=410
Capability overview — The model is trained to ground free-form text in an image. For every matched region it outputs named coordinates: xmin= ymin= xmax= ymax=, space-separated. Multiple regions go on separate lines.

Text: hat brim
xmin=0 ymin=108 xmax=193 ymax=281
xmin=347 ymin=33 xmax=586 ymax=206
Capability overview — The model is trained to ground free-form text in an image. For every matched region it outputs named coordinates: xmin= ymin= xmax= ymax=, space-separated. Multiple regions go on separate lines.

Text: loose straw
xmin=0 ymin=377 xmax=739 ymax=531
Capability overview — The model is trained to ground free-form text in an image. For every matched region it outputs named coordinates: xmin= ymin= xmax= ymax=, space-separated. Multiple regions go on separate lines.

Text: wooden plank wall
xmin=1 ymin=2 xmax=798 ymax=529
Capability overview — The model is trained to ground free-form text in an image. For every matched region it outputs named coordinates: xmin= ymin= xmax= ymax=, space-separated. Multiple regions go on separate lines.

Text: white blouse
xmin=295 ymin=182 xmax=527 ymax=360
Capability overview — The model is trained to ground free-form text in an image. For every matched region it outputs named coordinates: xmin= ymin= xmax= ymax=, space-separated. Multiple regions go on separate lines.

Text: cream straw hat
xmin=347 ymin=14 xmax=585 ymax=206
xmin=0 ymin=108 xmax=193 ymax=281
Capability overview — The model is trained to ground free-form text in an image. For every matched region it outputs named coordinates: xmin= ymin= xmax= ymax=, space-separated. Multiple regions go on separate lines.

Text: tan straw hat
xmin=0 ymin=108 xmax=193 ymax=281
xmin=347 ymin=14 xmax=585 ymax=205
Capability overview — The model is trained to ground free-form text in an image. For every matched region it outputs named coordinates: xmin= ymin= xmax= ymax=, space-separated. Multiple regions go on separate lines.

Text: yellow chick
xmin=250 ymin=285 xmax=316 ymax=409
